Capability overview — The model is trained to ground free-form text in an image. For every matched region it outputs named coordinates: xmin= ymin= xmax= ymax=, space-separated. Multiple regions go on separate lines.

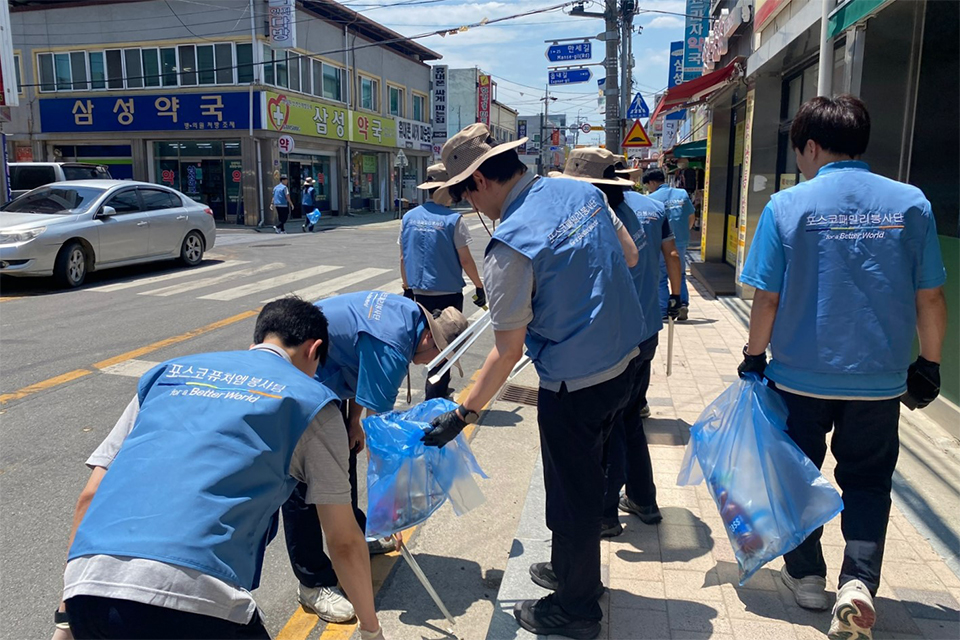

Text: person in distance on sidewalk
xmin=421 ymin=124 xmax=646 ymax=640
xmin=739 ymin=95 xmax=947 ymax=640
xmin=642 ymin=167 xmax=695 ymax=321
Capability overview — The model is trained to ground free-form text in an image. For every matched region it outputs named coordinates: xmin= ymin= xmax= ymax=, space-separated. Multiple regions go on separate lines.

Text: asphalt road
xmin=0 ymin=216 xmax=511 ymax=640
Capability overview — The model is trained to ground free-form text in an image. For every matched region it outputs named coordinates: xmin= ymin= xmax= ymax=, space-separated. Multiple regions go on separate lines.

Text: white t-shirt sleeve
xmin=86 ymin=395 xmax=139 ymax=469
xmin=454 ymin=217 xmax=472 ymax=248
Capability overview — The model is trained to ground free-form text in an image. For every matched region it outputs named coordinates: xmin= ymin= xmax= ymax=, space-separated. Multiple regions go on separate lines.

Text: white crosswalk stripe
xmin=142 ymin=263 xmax=284 ymax=297
xmin=199 ymin=265 xmax=340 ymax=301
xmin=92 ymin=260 xmax=248 ymax=292
xmin=265 ymin=267 xmax=392 ymax=303
xmin=100 ymin=359 xmax=161 ymax=378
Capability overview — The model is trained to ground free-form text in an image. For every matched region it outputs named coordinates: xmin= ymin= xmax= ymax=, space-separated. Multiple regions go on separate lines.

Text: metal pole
xmin=604 ymin=0 xmax=620 ymax=153
xmin=666 ymin=316 xmax=675 ymax=376
xmin=397 ymin=540 xmax=456 ymax=631
xmin=817 ymin=0 xmax=834 ymax=96
xmin=542 ymin=84 xmax=551 ymax=173
xmin=620 ymin=2 xmax=630 ymax=147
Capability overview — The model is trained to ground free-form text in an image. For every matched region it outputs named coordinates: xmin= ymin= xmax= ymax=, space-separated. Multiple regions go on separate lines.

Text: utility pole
xmin=603 ymin=0 xmax=620 ymax=153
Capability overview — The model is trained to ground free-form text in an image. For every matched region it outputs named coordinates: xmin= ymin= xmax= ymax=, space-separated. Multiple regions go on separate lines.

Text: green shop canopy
xmin=671 ymin=139 xmax=707 ymax=158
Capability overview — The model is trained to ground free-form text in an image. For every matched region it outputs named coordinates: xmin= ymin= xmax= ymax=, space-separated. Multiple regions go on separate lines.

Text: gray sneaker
xmin=298 ymin=584 xmax=356 ymax=622
xmin=828 ymin=580 xmax=875 ymax=640
xmin=639 ymin=404 xmax=651 ymax=419
xmin=367 ymin=536 xmax=397 ymax=555
xmin=780 ymin=565 xmax=829 ymax=611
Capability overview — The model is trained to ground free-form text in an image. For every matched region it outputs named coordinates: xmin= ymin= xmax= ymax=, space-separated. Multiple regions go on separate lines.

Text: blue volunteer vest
xmin=315 ymin=291 xmax=424 ymax=399
xmin=648 ymin=185 xmax=691 ymax=247
xmin=272 ymin=184 xmax=287 ymax=205
xmin=619 ymin=191 xmax=669 ymax=340
xmin=400 ymin=202 xmax=466 ymax=292
xmin=489 ymin=177 xmax=646 ymax=385
xmin=302 ymin=186 xmax=315 ymax=206
xmin=767 ymin=161 xmax=931 ymax=379
xmin=69 ymin=349 xmax=338 ymax=591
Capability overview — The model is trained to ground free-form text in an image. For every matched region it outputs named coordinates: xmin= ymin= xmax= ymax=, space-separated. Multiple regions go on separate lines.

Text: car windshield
xmin=2 ymin=186 xmax=106 ymax=215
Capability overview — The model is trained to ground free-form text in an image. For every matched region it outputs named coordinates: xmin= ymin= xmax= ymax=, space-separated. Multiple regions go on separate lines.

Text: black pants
xmin=66 ymin=595 xmax=270 ymax=639
xmin=537 ymin=355 xmax=639 ymax=621
xmin=281 ymin=403 xmax=365 ymax=588
xmin=775 ymin=388 xmax=900 ymax=596
xmin=413 ymin=291 xmax=464 ymax=400
xmin=301 ymin=203 xmax=315 ymax=231
xmin=275 ymin=205 xmax=289 ymax=232
xmin=603 ymin=335 xmax=659 ymax=523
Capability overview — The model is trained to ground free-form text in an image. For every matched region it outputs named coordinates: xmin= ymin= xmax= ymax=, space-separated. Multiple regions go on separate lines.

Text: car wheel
xmin=180 ymin=231 xmax=204 ymax=266
xmin=54 ymin=242 xmax=87 ymax=288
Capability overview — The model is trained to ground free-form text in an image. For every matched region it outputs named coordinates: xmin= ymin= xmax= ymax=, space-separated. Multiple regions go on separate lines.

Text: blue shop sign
xmin=39 ymin=92 xmax=260 ymax=133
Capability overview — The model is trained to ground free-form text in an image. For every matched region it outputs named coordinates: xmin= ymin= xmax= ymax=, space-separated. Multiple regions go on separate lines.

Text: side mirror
xmin=99 ymin=205 xmax=117 ymax=218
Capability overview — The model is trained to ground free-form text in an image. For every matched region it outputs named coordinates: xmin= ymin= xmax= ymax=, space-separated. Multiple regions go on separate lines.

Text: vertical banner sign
xmin=667 ymin=41 xmax=686 ymax=121
xmin=268 ymin=0 xmax=296 ymax=49
xmin=736 ymin=89 xmax=755 ymax=282
xmin=683 ymin=0 xmax=709 ymax=81
xmin=477 ymin=74 xmax=491 ymax=126
xmin=701 ymin=121 xmax=712 ymax=258
xmin=517 ymin=119 xmax=527 ymax=153
xmin=432 ymin=65 xmax=448 ymax=156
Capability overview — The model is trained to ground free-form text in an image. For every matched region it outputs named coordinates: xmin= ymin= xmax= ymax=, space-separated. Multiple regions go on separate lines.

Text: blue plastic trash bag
xmin=364 ymin=398 xmax=487 ymax=539
xmin=306 ymin=208 xmax=321 ymax=225
xmin=677 ymin=375 xmax=843 ymax=584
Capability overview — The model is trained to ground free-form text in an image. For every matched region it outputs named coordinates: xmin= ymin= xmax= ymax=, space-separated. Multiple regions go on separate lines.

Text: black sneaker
xmin=529 ymin=561 xmax=559 ymax=590
xmin=678 ymin=306 xmax=689 ymax=321
xmin=601 ymin=519 xmax=623 ymax=538
xmin=619 ymin=495 xmax=663 ymax=524
xmin=514 ymin=595 xmax=601 ymax=640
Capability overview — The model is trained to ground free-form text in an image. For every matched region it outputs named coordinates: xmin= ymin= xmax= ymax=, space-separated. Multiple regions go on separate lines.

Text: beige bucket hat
xmin=559 ymin=148 xmax=635 ymax=186
xmin=416 ymin=163 xmax=455 ymax=207
xmin=438 ymin=123 xmax=528 ymax=189
xmin=615 ymin=163 xmax=644 ymax=182
xmin=417 ymin=303 xmax=469 ymax=375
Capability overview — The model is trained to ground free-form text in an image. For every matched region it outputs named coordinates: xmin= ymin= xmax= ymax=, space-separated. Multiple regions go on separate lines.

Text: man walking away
xmin=642 ymin=168 xmax=695 ymax=321
xmin=273 ymin=174 xmax=293 ymax=234
xmin=738 ymin=95 xmax=946 ymax=640
xmin=400 ymin=163 xmax=485 ymax=400
xmin=302 ymin=177 xmax=317 ymax=232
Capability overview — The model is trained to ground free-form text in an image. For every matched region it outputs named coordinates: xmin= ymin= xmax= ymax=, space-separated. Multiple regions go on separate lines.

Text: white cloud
xmin=643 ymin=15 xmax=685 ymax=29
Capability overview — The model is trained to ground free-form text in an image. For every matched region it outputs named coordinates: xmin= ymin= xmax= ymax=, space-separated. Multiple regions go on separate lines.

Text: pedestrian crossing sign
xmin=622 ymin=119 xmax=652 ymax=148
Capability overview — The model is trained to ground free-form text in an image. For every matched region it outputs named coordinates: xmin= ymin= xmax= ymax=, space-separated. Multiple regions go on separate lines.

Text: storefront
xmin=281 ymin=151 xmax=337 ymax=214
xmin=153 ymin=141 xmax=242 ymax=221
xmin=395 ymin=116 xmax=433 ymax=204
xmin=350 ymin=149 xmax=386 ymax=210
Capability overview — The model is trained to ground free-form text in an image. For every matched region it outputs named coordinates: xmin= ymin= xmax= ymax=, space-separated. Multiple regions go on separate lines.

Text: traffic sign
xmin=545 ymin=42 xmax=592 ymax=62
xmin=626 ymin=93 xmax=650 ymax=119
xmin=394 ymin=149 xmax=408 ymax=168
xmin=580 ymin=122 xmax=591 ymax=134
xmin=621 ymin=119 xmax=652 ymax=148
xmin=278 ymin=134 xmax=295 ymax=154
xmin=549 ymin=68 xmax=592 ymax=85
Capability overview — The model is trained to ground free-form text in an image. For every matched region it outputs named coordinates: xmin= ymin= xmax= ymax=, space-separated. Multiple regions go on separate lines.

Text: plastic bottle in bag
xmin=717 ymin=490 xmax=765 ymax=555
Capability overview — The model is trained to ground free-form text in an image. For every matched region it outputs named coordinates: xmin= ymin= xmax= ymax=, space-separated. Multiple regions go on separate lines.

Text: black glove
xmin=902 ymin=356 xmax=940 ymax=410
xmin=667 ymin=294 xmax=682 ymax=319
xmin=421 ymin=409 xmax=467 ymax=448
xmin=402 ymin=287 xmax=415 ymax=300
xmin=473 ymin=287 xmax=486 ymax=308
xmin=738 ymin=344 xmax=767 ymax=379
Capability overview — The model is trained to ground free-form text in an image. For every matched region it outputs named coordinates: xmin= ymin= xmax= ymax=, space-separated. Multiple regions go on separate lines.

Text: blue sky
xmin=362 ymin=0 xmax=690 ymax=145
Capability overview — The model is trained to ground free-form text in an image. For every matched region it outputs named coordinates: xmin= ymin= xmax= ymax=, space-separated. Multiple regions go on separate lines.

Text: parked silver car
xmin=0 ymin=180 xmax=216 ymax=288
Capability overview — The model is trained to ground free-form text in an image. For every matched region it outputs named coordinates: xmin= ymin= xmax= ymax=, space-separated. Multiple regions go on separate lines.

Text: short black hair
xmin=448 ymin=141 xmax=526 ymax=203
xmin=641 ymin=168 xmax=665 ymax=184
xmin=254 ymin=296 xmax=329 ymax=364
xmin=790 ymin=95 xmax=870 ymax=157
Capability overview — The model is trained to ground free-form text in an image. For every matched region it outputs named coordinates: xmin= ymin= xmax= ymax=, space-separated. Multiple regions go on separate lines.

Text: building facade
xmin=443 ymin=68 xmax=517 ymax=143
xmin=7 ymin=0 xmax=439 ymax=223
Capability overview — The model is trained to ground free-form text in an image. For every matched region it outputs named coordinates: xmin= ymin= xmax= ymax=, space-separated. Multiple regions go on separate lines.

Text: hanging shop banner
xmin=396 ymin=116 xmax=433 ymax=151
xmin=432 ymin=65 xmax=448 ymax=154
xmin=517 ymin=119 xmax=527 ymax=153
xmin=268 ymin=0 xmax=296 ymax=49
xmin=683 ymin=0 xmax=710 ymax=81
xmin=262 ymin=91 xmax=397 ymax=147
xmin=39 ymin=92 xmax=257 ymax=133
xmin=477 ymin=74 xmax=491 ymax=126
xmin=667 ymin=41 xmax=686 ymax=121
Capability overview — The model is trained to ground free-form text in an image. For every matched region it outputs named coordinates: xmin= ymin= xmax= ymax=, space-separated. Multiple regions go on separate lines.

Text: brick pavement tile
xmin=611 ymin=548 xmax=664 ymax=582
xmin=884 ymin=562 xmax=949 ymax=591
xmin=894 ymin=588 xmax=960 ymax=622
xmin=793 ymin=622 xmax=834 ymax=640
xmin=885 ymin=539 xmax=925 ymax=563
xmin=673 ymin=632 xmax=735 ymax=640
xmin=870 ymin=597 xmax=924 ymax=634
xmin=913 ymin=617 xmax=960 ymax=639
xmin=728 ymin=618 xmax=799 ymax=639
xmin=608 ymin=607 xmax=672 ymax=639
xmin=721 ymin=584 xmax=791 ymax=622
xmin=663 ymin=568 xmax=724 ymax=602
xmin=666 ymin=599 xmax=732 ymax=635
xmin=714 ymin=561 xmax=779 ymax=591
xmin=656 ymin=488 xmax=701 ymax=511
xmin=609 ymin=579 xmax=667 ymax=611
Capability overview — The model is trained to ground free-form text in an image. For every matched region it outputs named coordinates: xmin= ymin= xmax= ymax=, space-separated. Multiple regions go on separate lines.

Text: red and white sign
xmin=15 ymin=147 xmax=33 ymax=162
xmin=477 ymin=74 xmax=491 ymax=126
xmin=278 ymin=134 xmax=295 ymax=154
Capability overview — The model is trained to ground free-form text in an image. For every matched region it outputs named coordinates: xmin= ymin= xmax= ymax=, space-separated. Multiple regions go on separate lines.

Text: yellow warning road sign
xmin=622 ymin=119 xmax=652 ymax=148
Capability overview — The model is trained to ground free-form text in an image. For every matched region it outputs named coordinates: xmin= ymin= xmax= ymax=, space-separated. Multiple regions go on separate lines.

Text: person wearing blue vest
xmin=642 ymin=167 xmax=695 ymax=321
xmin=580 ymin=158 xmax=683 ymax=535
xmin=738 ymin=95 xmax=947 ymax=640
xmin=421 ymin=125 xmax=645 ymax=640
xmin=279 ymin=291 xmax=468 ymax=623
xmin=399 ymin=162 xmax=486 ymax=400
xmin=271 ymin=174 xmax=293 ymax=234
xmin=301 ymin=177 xmax=317 ymax=232
xmin=55 ymin=297 xmax=384 ymax=640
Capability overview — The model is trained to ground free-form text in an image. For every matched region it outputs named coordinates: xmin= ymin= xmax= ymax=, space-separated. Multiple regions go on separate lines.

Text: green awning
xmin=828 ymin=0 xmax=894 ymax=38
xmin=672 ymin=139 xmax=707 ymax=158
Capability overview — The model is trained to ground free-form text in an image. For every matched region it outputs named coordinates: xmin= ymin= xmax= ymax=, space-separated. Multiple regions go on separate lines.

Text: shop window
xmin=161 ymin=48 xmax=178 ymax=86
xmin=196 ymin=45 xmax=216 ymax=85
xmin=312 ymin=60 xmax=323 ymax=98
xmin=413 ymin=94 xmax=425 ymax=122
xmin=89 ymin=52 xmax=106 ymax=89
xmin=125 ymin=49 xmax=143 ymax=88
xmin=38 ymin=54 xmax=55 ymax=92
xmin=154 ymin=142 xmax=181 ymax=157
xmin=388 ymin=85 xmax=403 ymax=117
xmin=236 ymin=43 xmax=254 ymax=83
xmin=300 ymin=56 xmax=311 ymax=94
xmin=360 ymin=76 xmax=378 ymax=112
xmin=141 ymin=49 xmax=161 ymax=87
xmin=70 ymin=52 xmax=88 ymax=90
xmin=288 ymin=54 xmax=300 ymax=92
xmin=263 ymin=46 xmax=275 ymax=85
xmin=215 ymin=43 xmax=233 ymax=84
xmin=323 ymin=64 xmax=342 ymax=102
xmin=180 ymin=141 xmax=223 ymax=156
xmin=223 ymin=141 xmax=241 ymax=156
xmin=275 ymin=50 xmax=288 ymax=89
xmin=105 ymin=50 xmax=124 ymax=89
xmin=178 ymin=45 xmax=198 ymax=86
xmin=13 ymin=54 xmax=22 ymax=93
xmin=54 ymin=53 xmax=71 ymax=91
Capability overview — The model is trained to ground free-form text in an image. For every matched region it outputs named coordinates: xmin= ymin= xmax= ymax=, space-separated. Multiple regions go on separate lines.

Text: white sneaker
xmin=780 ymin=565 xmax=829 ymax=610
xmin=298 ymin=584 xmax=356 ymax=623
xmin=828 ymin=580 xmax=875 ymax=640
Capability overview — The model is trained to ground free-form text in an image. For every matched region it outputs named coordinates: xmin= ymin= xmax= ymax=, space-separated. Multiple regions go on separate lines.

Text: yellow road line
xmin=1 ymin=309 xmax=261 ymax=406
xmin=282 ymin=373 xmax=487 ymax=640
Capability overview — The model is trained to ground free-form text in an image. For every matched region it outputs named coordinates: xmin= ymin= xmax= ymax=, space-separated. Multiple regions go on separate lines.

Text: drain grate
xmin=498 ymin=383 xmax=539 ymax=406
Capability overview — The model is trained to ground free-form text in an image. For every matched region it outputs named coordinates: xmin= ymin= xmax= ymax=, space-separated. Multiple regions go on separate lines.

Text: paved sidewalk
xmin=487 ymin=281 xmax=960 ymax=640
